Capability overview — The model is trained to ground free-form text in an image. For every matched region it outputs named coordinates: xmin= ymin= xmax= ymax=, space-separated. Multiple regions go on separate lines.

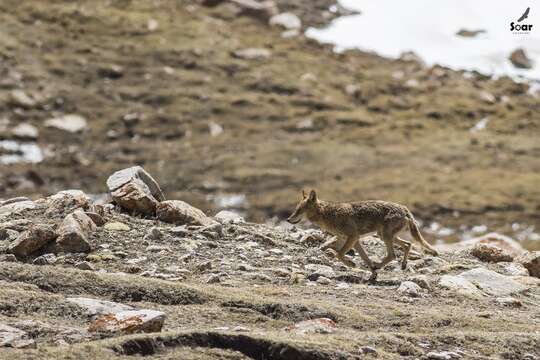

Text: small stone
xmin=232 ymin=48 xmax=271 ymax=60
xmin=9 ymin=90 xmax=36 ymax=108
xmin=459 ymin=268 xmax=528 ymax=296
xmin=55 ymin=210 xmax=97 ymax=253
xmin=208 ymin=122 xmax=223 ymax=137
xmin=197 ymin=261 xmax=212 ymax=271
xmin=45 ymin=114 xmax=88 ymax=133
xmin=88 ymin=310 xmax=165 ymax=334
xmin=157 ymin=200 xmax=215 ymax=226
xmin=0 ymin=254 xmax=17 ymax=262
xmin=11 ymin=123 xmax=38 ymax=140
xmin=228 ymin=0 xmax=278 ymax=21
xmin=0 ymin=200 xmax=39 ymax=216
xmin=495 ymin=296 xmax=522 ymax=307
xmin=103 ymin=222 xmax=130 ymax=231
xmin=145 ymin=226 xmax=163 ymax=240
xmin=509 ymin=48 xmax=533 ymax=69
xmin=0 ymin=228 xmax=19 ymax=242
xmin=9 ymin=224 xmax=56 ymax=256
xmin=360 ymin=346 xmax=377 ymax=355
xmin=316 ymin=276 xmax=331 ymax=285
xmin=75 ymin=261 xmax=95 ymax=271
xmin=305 ymin=264 xmax=335 ymax=279
xmin=147 ymin=19 xmax=159 ymax=31
xmin=269 ymin=12 xmax=301 ymax=30
xmin=214 ymin=210 xmax=244 ymax=224
xmin=206 ymin=274 xmax=221 ymax=283
xmin=32 ymin=253 xmax=57 ymax=265
xmin=407 ymin=275 xmax=432 ymax=290
xmin=284 ymin=318 xmax=337 ymax=335
xmin=478 ymin=91 xmax=496 ymax=104
xmin=397 ymin=281 xmax=422 ymax=297
xmin=97 ymin=65 xmax=124 ymax=79
xmin=344 ymin=84 xmax=360 ymax=96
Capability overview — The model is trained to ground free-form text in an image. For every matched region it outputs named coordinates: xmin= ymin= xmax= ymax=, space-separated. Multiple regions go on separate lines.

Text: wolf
xmin=287 ymin=190 xmax=438 ymax=272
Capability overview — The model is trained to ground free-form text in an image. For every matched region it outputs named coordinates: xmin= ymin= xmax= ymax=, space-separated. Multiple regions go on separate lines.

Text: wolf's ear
xmin=302 ymin=189 xmax=307 ymax=198
xmin=308 ymin=190 xmax=317 ymax=202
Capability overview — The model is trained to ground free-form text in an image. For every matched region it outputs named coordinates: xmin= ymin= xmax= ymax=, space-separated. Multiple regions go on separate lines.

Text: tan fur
xmin=288 ymin=190 xmax=438 ymax=272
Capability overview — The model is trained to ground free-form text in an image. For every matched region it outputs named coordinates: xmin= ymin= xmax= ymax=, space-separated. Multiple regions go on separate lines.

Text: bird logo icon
xmin=517 ymin=7 xmax=530 ymax=22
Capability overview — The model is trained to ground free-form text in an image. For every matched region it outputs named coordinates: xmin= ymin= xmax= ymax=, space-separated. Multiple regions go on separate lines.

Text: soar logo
xmin=510 ymin=7 xmax=533 ymax=33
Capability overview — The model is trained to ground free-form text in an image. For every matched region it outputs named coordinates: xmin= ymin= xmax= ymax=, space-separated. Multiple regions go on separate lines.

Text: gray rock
xmin=407 ymin=274 xmax=432 ymax=290
xmin=11 ymin=123 xmax=38 ymax=140
xmin=67 ymin=297 xmax=134 ymax=317
xmin=397 ymin=281 xmax=422 ymax=297
xmin=360 ymin=346 xmax=377 ymax=355
xmin=0 ymin=200 xmax=39 ymax=216
xmin=459 ymin=268 xmax=528 ymax=296
xmin=88 ymin=309 xmax=165 ymax=334
xmin=9 ymin=90 xmax=36 ymax=108
xmin=471 ymin=243 xmax=513 ymax=263
xmin=439 ymin=275 xmax=484 ymax=298
xmin=33 ymin=253 xmax=57 ymax=265
xmin=9 ymin=224 xmax=56 ymax=256
xmin=285 ymin=318 xmax=337 ymax=335
xmin=157 ymin=200 xmax=215 ymax=226
xmin=45 ymin=190 xmax=90 ymax=216
xmin=305 ymin=263 xmax=335 ymax=279
xmin=269 ymin=12 xmax=301 ymax=30
xmin=45 ymin=114 xmax=88 ymax=133
xmin=229 ymin=0 xmax=278 ymax=21
xmin=426 ymin=351 xmax=462 ymax=360
xmin=214 ymin=210 xmax=244 ymax=224
xmin=0 ymin=323 xmax=35 ymax=348
xmin=495 ymin=296 xmax=522 ymax=307
xmin=495 ymin=262 xmax=529 ymax=276
xmin=55 ymin=210 xmax=97 ymax=253
xmin=106 ymin=166 xmax=165 ymax=202
xmin=75 ymin=261 xmax=95 ymax=271
xmin=232 ymin=48 xmax=271 ymax=60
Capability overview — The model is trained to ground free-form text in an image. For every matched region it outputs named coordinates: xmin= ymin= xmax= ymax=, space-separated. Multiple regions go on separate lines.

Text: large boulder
xmin=55 ymin=210 xmax=97 ymax=253
xmin=107 ymin=166 xmax=164 ymax=215
xmin=518 ymin=251 xmax=540 ymax=278
xmin=156 ymin=200 xmax=215 ymax=226
xmin=8 ymin=224 xmax=56 ymax=256
xmin=0 ymin=200 xmax=39 ymax=217
xmin=88 ymin=310 xmax=165 ymax=334
xmin=509 ymin=48 xmax=533 ymax=69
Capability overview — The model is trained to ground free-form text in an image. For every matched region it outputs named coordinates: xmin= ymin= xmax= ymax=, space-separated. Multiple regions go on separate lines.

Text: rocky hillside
xmin=0 ymin=0 xmax=539 ymax=243
xmin=0 ymin=167 xmax=539 ymax=359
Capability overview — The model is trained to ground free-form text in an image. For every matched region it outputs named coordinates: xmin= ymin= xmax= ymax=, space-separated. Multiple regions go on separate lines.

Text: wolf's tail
xmin=406 ymin=213 xmax=439 ymax=256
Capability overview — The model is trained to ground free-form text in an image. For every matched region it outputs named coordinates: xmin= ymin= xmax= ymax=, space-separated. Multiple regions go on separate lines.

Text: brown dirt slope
xmin=0 ymin=0 xmax=539 ymax=239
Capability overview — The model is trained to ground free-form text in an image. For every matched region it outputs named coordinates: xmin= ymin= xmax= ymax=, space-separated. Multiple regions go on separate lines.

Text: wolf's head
xmin=287 ymin=189 xmax=317 ymax=224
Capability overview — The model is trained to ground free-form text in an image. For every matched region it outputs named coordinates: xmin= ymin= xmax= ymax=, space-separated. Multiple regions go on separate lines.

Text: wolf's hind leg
xmin=394 ymin=236 xmax=412 ymax=270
